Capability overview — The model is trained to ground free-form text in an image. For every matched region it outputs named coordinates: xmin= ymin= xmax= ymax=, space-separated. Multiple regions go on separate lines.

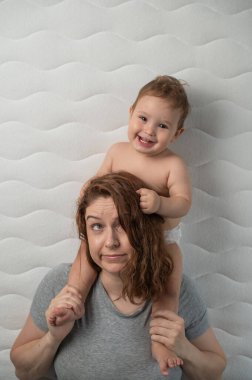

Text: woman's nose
xmin=105 ymin=229 xmax=120 ymax=249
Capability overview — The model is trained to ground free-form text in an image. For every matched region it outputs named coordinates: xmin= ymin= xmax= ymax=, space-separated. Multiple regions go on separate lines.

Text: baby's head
xmin=131 ymin=75 xmax=190 ymax=131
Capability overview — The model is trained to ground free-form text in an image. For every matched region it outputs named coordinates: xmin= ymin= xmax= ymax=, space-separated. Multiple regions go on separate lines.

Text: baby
xmin=50 ymin=75 xmax=191 ymax=375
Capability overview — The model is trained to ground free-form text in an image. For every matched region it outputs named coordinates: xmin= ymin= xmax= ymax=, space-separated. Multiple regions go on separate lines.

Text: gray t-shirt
xmin=31 ymin=264 xmax=209 ymax=380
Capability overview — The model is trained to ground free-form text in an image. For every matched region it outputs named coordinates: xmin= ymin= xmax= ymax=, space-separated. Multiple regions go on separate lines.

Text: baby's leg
xmin=153 ymin=243 xmax=182 ymax=313
xmin=151 ymin=243 xmax=183 ymax=374
xmin=49 ymin=240 xmax=97 ymax=326
xmin=68 ymin=240 xmax=97 ymax=301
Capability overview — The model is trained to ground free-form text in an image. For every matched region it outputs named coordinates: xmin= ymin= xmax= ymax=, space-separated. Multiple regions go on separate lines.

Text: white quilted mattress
xmin=0 ymin=1 xmax=251 ymax=379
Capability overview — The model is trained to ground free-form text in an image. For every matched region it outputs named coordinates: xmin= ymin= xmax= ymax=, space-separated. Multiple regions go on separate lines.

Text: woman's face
xmin=85 ymin=196 xmax=134 ymax=275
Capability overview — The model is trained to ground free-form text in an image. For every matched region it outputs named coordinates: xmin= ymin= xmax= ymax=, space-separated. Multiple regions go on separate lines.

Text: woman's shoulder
xmin=179 ymin=275 xmax=209 ymax=338
xmin=180 ymin=274 xmax=205 ymax=307
xmin=35 ymin=263 xmax=71 ymax=296
xmin=48 ymin=263 xmax=71 ymax=278
xmin=180 ymin=274 xmax=196 ymax=292
xmin=30 ymin=263 xmax=71 ymax=332
xmin=43 ymin=262 xmax=70 ymax=281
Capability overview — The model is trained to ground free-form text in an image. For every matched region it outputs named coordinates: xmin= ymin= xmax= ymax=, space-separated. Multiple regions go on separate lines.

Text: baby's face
xmin=128 ymin=95 xmax=182 ymax=156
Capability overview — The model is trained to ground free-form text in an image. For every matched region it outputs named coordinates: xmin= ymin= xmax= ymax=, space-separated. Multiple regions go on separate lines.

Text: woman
xmin=10 ymin=171 xmax=226 ymax=380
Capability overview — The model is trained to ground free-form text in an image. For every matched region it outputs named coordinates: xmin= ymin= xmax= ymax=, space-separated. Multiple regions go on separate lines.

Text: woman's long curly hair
xmin=76 ymin=171 xmax=173 ymax=303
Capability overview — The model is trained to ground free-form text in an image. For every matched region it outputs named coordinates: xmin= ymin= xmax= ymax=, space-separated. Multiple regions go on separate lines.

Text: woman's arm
xmin=150 ymin=310 xmax=226 ymax=380
xmin=181 ymin=328 xmax=227 ymax=380
xmin=10 ymin=314 xmax=62 ymax=380
xmin=11 ymin=285 xmax=83 ymax=380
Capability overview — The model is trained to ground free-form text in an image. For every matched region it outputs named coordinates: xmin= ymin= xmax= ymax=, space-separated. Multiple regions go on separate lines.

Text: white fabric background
xmin=0 ymin=1 xmax=252 ymax=379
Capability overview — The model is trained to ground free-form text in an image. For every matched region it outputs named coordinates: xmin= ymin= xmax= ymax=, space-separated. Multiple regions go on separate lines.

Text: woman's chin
xmin=100 ymin=259 xmax=128 ymax=275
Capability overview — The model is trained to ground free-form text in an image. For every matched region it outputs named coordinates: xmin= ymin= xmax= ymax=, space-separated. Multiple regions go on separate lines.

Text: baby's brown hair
xmin=76 ymin=171 xmax=173 ymax=303
xmin=131 ymin=75 xmax=190 ymax=130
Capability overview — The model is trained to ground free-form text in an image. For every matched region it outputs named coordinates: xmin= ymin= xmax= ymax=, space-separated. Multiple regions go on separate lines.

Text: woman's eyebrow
xmin=86 ymin=215 xmax=101 ymax=221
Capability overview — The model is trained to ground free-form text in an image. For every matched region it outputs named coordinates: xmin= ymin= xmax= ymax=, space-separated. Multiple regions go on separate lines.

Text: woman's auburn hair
xmin=76 ymin=171 xmax=173 ymax=303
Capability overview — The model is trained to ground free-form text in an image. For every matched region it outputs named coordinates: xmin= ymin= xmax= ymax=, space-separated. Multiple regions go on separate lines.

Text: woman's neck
xmin=100 ymin=271 xmax=124 ymax=302
xmin=100 ymin=271 xmax=145 ymax=315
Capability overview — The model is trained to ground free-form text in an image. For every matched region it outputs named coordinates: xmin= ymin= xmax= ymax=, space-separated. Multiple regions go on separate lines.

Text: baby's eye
xmin=139 ymin=116 xmax=147 ymax=122
xmin=158 ymin=123 xmax=168 ymax=129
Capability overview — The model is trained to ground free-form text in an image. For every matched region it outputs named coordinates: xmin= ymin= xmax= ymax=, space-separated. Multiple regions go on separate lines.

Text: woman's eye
xmin=116 ymin=224 xmax=123 ymax=231
xmin=91 ymin=223 xmax=102 ymax=231
xmin=113 ymin=222 xmax=123 ymax=232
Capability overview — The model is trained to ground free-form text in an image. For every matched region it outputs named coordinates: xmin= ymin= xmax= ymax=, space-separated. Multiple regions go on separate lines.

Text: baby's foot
xmin=167 ymin=354 xmax=183 ymax=368
xmin=48 ymin=306 xmax=76 ymax=326
xmin=152 ymin=341 xmax=183 ymax=376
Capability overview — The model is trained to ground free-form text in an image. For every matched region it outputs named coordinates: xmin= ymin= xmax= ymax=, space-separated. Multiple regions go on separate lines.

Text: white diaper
xmin=164 ymin=224 xmax=182 ymax=244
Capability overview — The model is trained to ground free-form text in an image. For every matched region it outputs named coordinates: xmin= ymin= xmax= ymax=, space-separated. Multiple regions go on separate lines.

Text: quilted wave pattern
xmin=0 ymin=1 xmax=251 ymax=379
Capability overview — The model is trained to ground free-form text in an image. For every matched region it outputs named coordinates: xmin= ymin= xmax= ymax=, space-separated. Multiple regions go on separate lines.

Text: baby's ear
xmin=171 ymin=128 xmax=184 ymax=143
xmin=175 ymin=128 xmax=184 ymax=138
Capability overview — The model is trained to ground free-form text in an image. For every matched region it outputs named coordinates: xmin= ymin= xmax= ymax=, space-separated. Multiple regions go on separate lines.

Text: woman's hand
xmin=46 ymin=285 xmax=84 ymax=343
xmin=150 ymin=311 xmax=227 ymax=380
xmin=150 ymin=310 xmax=189 ymax=358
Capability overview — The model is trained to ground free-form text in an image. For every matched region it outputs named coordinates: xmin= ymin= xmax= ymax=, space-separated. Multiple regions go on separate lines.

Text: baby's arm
xmin=159 ymin=156 xmax=191 ymax=218
xmin=138 ymin=156 xmax=191 ymax=218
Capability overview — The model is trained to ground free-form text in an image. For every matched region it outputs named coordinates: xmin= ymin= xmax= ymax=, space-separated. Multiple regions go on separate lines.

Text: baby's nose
xmin=144 ymin=122 xmax=155 ymax=135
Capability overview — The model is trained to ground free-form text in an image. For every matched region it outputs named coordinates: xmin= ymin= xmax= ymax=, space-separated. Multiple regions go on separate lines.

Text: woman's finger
xmin=150 ymin=325 xmax=176 ymax=337
xmin=151 ymin=309 xmax=181 ymax=321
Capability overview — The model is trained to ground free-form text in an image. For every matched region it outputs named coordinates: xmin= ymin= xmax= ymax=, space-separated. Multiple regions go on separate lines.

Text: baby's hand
xmin=136 ymin=188 xmax=161 ymax=214
xmin=47 ymin=285 xmax=84 ymax=327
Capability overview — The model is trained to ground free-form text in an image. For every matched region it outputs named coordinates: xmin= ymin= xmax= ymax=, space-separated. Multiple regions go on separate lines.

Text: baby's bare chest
xmin=112 ymin=155 xmax=170 ymax=195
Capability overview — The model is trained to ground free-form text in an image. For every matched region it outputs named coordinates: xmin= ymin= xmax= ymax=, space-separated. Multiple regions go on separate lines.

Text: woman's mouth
xmin=102 ymin=254 xmax=127 ymax=261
